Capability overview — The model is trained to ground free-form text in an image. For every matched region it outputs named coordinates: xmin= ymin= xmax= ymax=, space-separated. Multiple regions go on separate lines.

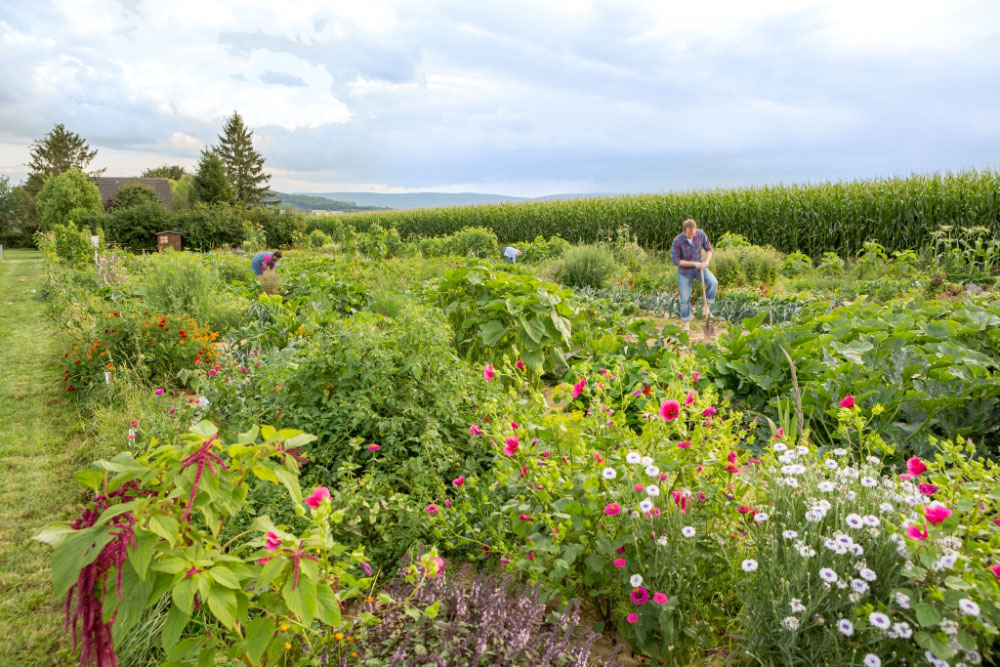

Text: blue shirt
xmin=671 ymin=231 xmax=712 ymax=279
xmin=251 ymin=252 xmax=275 ymax=276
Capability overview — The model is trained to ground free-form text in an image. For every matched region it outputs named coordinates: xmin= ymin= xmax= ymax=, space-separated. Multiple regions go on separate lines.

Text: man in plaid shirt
xmin=671 ymin=218 xmax=717 ymax=332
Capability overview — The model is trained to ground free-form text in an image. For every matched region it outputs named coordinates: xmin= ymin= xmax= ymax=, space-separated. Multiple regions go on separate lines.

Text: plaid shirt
xmin=671 ymin=230 xmax=713 ymax=278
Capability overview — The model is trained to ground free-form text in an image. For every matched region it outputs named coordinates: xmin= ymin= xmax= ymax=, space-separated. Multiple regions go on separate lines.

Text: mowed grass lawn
xmin=0 ymin=250 xmax=85 ymax=665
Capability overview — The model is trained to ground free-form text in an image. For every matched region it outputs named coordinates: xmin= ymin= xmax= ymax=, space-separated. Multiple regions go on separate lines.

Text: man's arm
xmin=700 ymin=231 xmax=713 ymax=268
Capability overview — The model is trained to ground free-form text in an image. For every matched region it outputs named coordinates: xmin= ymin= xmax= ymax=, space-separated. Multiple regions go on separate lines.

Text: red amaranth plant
xmin=179 ymin=433 xmax=226 ymax=521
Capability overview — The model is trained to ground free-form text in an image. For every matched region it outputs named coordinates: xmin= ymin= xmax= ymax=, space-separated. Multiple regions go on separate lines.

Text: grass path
xmin=0 ymin=250 xmax=85 ymax=665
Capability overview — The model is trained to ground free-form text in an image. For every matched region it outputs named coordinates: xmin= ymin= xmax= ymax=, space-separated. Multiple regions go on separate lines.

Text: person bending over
xmin=251 ymin=250 xmax=282 ymax=276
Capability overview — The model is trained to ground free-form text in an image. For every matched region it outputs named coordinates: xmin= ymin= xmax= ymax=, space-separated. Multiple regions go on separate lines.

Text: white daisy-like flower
xmin=824 ymin=459 xmax=839 ymax=470
xmin=836 ymin=579 xmax=848 ymax=590
xmin=805 ymin=509 xmax=824 ymax=522
xmin=639 ymin=499 xmax=654 ymax=513
xmin=602 ymin=467 xmax=618 ymax=480
xmin=925 ymin=650 xmax=949 ymax=667
xmin=754 ymin=512 xmax=769 ymax=523
xmin=818 ymin=568 xmax=838 ymax=583
xmin=782 ymin=530 xmax=798 ymax=539
xmin=797 ymin=543 xmax=817 ymax=558
xmin=640 ymin=455 xmax=653 ymax=467
xmin=859 ymin=567 xmax=877 ymax=582
xmin=818 ymin=481 xmax=836 ymax=493
xmin=964 ymin=649 xmax=982 ymax=665
xmin=845 ymin=490 xmax=857 ymax=501
xmin=779 ymin=477 xmax=799 ymax=488
xmin=773 ymin=442 xmax=788 ymax=452
xmin=741 ymin=559 xmax=758 ymax=572
xmin=866 ymin=455 xmax=881 ymax=466
xmin=645 ymin=465 xmax=660 ymax=478
xmin=645 ymin=484 xmax=660 ymax=497
xmin=845 ymin=513 xmax=864 ymax=529
xmin=894 ymin=592 xmax=911 ymax=610
xmin=861 ymin=476 xmax=878 ymax=488
xmin=681 ymin=526 xmax=696 ymax=538
xmin=958 ymin=599 xmax=981 ymax=617
xmin=656 ymin=536 xmax=668 ymax=546
xmin=790 ymin=598 xmax=806 ymax=613
xmin=940 ymin=618 xmax=959 ymax=635
xmin=783 ymin=616 xmax=799 ymax=631
xmin=868 ymin=612 xmax=891 ymax=631
xmin=778 ymin=452 xmax=795 ymax=464
xmin=837 ymin=619 xmax=854 ymax=636
xmin=781 ymin=464 xmax=807 ymax=476
xmin=850 ymin=544 xmax=865 ymax=557
xmin=823 ymin=538 xmax=839 ymax=552
xmin=833 ymin=448 xmax=848 ymax=456
xmin=889 ymin=621 xmax=912 ymax=639
xmin=879 ymin=502 xmax=894 ymax=513
xmin=851 ymin=579 xmax=870 ymax=594
xmin=630 ymin=574 xmax=644 ymax=588
xmin=863 ymin=654 xmax=881 ymax=667
xmin=795 ymin=445 xmax=809 ymax=455
xmin=863 ymin=515 xmax=880 ymax=527
xmin=626 ymin=451 xmax=642 ymax=464
xmin=815 ymin=499 xmax=832 ymax=511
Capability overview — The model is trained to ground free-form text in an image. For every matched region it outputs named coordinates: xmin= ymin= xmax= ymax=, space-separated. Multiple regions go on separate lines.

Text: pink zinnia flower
xmin=516 ymin=360 xmax=525 ymax=370
xmin=692 ymin=371 xmax=700 ymax=382
xmin=672 ymin=491 xmax=687 ymax=514
xmin=527 ymin=552 xmax=534 ymax=561
xmin=918 ymin=483 xmax=937 ymax=496
xmin=653 ymin=592 xmax=668 ymax=604
xmin=453 ymin=476 xmax=465 ymax=487
xmin=540 ymin=451 xmax=550 ymax=458
xmin=924 ymin=503 xmax=952 ymax=525
xmin=774 ymin=428 xmax=784 ymax=438
xmin=899 ymin=473 xmax=913 ymax=481
xmin=659 ymin=400 xmax=680 ymax=421
xmin=614 ymin=558 xmax=626 ymax=568
xmin=426 ymin=503 xmax=439 ymax=515
xmin=154 ymin=388 xmax=164 ymax=396
xmin=630 ymin=588 xmax=650 ymax=605
xmin=594 ymin=452 xmax=604 ymax=462
xmin=991 ymin=563 xmax=1000 ymax=583
xmin=469 ymin=424 xmax=483 ymax=436
xmin=907 ymin=456 xmax=927 ymax=477
xmin=168 ymin=408 xmax=176 ymax=415
xmin=697 ymin=492 xmax=706 ymax=502
xmin=906 ymin=524 xmax=929 ymax=540
xmin=725 ymin=464 xmax=741 ymax=474
xmin=702 ymin=406 xmax=717 ymax=417
xmin=572 ymin=376 xmax=587 ymax=398
xmin=728 ymin=450 xmax=738 ymax=463
xmin=627 ymin=613 xmax=639 ymax=624
xmin=503 ymin=436 xmax=519 ymax=456
xmin=685 ymin=390 xmax=696 ymax=406
xmin=677 ymin=440 xmax=691 ymax=449
xmin=839 ymin=395 xmax=855 ymax=409
xmin=616 ymin=545 xmax=626 ymax=555
xmin=605 ymin=503 xmax=621 ymax=516
xmin=305 ymin=486 xmax=330 ymax=509
xmin=634 ymin=484 xmax=645 ymax=492
xmin=265 ymin=531 xmax=281 ymax=552
xmin=483 ymin=364 xmax=495 ymax=381
xmin=368 ymin=444 xmax=380 ymax=451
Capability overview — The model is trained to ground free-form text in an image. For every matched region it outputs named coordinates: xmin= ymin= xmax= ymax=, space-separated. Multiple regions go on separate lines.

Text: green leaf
xmin=272 ymin=466 xmax=303 ymax=507
xmin=424 ymin=600 xmax=441 ymax=619
xmin=129 ymin=529 xmax=157 ymax=580
xmin=281 ymin=576 xmax=317 ymax=626
xmin=315 ymin=583 xmax=342 ymax=628
xmin=31 ymin=522 xmax=77 ymax=547
xmin=206 ymin=586 xmax=238 ymax=628
xmin=172 ymin=576 xmax=198 ymax=615
xmin=283 ymin=432 xmax=316 ymax=449
xmin=74 ymin=468 xmax=105 ymax=493
xmin=519 ymin=315 xmax=546 ymax=345
xmin=52 ymin=526 xmax=113 ymax=597
xmin=161 ymin=603 xmax=190 ymax=653
xmin=148 ymin=515 xmax=179 ymax=547
xmin=208 ymin=565 xmax=241 ymax=589
xmin=256 ymin=555 xmax=285 ymax=590
xmin=479 ymin=320 xmax=508 ymax=347
xmin=244 ymin=617 xmax=276 ymax=664
xmin=915 ymin=602 xmax=942 ymax=627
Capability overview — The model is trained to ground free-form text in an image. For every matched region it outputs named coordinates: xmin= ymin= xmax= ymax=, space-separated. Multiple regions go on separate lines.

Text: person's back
xmin=503 ymin=246 xmax=522 ymax=264
xmin=250 ymin=252 xmax=271 ymax=276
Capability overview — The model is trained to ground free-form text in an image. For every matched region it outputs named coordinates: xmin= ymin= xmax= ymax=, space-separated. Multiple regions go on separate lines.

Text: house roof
xmin=92 ymin=177 xmax=174 ymax=211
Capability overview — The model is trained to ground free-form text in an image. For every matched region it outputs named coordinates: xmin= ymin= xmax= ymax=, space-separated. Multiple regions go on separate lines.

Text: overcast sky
xmin=1 ymin=0 xmax=998 ymax=197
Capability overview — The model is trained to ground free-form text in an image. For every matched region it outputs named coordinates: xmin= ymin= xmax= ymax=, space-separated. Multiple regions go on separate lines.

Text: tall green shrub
xmin=36 ymin=168 xmax=103 ymax=229
xmin=557 ymin=244 xmax=616 ymax=288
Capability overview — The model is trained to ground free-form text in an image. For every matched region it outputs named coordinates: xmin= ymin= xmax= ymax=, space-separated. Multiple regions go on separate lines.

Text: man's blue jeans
xmin=678 ymin=269 xmax=718 ymax=322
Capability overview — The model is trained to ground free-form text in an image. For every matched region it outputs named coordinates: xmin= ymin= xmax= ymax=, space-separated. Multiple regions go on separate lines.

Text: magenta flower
xmin=906 ymin=524 xmax=929 ymax=540
xmin=540 ymin=451 xmax=550 ymax=458
xmin=630 ymin=587 xmax=650 ymax=605
xmin=572 ymin=376 xmax=587 ymax=398
xmin=518 ymin=513 xmax=533 ymax=521
xmin=907 ymin=456 xmax=927 ymax=477
xmin=614 ymin=558 xmax=626 ymax=568
xmin=511 ymin=421 xmax=519 ymax=430
xmin=634 ymin=484 xmax=644 ymax=492
xmin=168 ymin=408 xmax=176 ymax=415
xmin=304 ymin=486 xmax=330 ymax=509
xmin=918 ymin=483 xmax=937 ymax=496
xmin=774 ymin=428 xmax=784 ymax=438
xmin=605 ymin=503 xmax=621 ymax=516
xmin=659 ymin=400 xmax=680 ymax=421
xmin=469 ymin=424 xmax=483 ymax=436
xmin=692 ymin=371 xmax=700 ymax=382
xmin=154 ymin=388 xmax=164 ymax=396
xmin=991 ymin=564 xmax=1000 ymax=583
xmin=368 ymin=444 xmax=380 ymax=451
xmin=444 ymin=499 xmax=452 ymax=508
xmin=264 ymin=531 xmax=281 ymax=552
xmin=503 ymin=436 xmax=519 ymax=456
xmin=672 ymin=491 xmax=688 ymax=514
xmin=500 ymin=557 xmax=510 ymax=564
xmin=839 ymin=394 xmax=855 ymax=409
xmin=483 ymin=364 xmax=495 ymax=381
xmin=728 ymin=450 xmax=738 ymax=463
xmin=361 ymin=561 xmax=373 ymax=577
xmin=453 ymin=476 xmax=465 ymax=487
xmin=725 ymin=464 xmax=741 ymax=474
xmin=924 ymin=503 xmax=952 ymax=525
xmin=594 ymin=452 xmax=604 ymax=462
xmin=678 ymin=440 xmax=691 ymax=449
xmin=516 ymin=360 xmax=525 ymax=370
xmin=653 ymin=592 xmax=668 ymax=604
xmin=129 ymin=419 xmax=139 ymax=427
xmin=701 ymin=406 xmax=717 ymax=417
xmin=627 ymin=613 xmax=639 ymax=624
xmin=426 ymin=503 xmax=439 ymax=515
xmin=685 ymin=390 xmax=696 ymax=406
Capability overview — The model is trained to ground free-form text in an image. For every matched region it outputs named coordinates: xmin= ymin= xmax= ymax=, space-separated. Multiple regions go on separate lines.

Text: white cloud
xmin=168 ymin=132 xmax=204 ymax=153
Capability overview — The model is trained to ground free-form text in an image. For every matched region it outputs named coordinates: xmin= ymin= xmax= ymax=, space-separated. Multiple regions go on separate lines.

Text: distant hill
xmin=272 ymin=191 xmax=389 ymax=213
xmin=289 ymin=191 xmax=613 ymax=210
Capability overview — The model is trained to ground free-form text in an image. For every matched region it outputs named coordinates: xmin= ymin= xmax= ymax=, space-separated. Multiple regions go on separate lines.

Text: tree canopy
xmin=216 ymin=112 xmax=273 ymax=206
xmin=36 ymin=169 xmax=104 ymax=230
xmin=192 ymin=150 xmax=235 ymax=205
xmin=26 ymin=124 xmax=103 ymax=196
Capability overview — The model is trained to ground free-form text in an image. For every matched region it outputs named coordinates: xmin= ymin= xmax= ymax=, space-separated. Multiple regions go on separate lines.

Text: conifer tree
xmin=216 ymin=111 xmax=273 ymax=206
xmin=25 ymin=123 xmax=103 ymax=196
xmin=192 ymin=149 xmax=235 ymax=205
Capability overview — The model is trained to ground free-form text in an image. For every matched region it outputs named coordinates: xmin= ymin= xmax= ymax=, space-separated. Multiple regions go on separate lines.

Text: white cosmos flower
xmin=772 ymin=443 xmax=788 ymax=452
xmin=825 ymin=459 xmax=839 ymax=470
xmin=863 ymin=515 xmax=880 ymax=527
xmin=868 ymin=612 xmax=891 ymax=630
xmin=850 ymin=544 xmax=865 ymax=557
xmin=958 ymin=599 xmax=981 ymax=617
xmin=640 ymin=456 xmax=653 ymax=467
xmin=778 ymin=477 xmax=799 ymax=488
xmin=895 ymin=592 xmax=911 ymax=609
xmin=626 ymin=452 xmax=642 ymax=464
xmin=783 ymin=616 xmax=799 ymax=631
xmin=778 ymin=452 xmax=795 ymax=464
xmin=861 ymin=476 xmax=878 ymax=487
xmin=837 ymin=619 xmax=854 ymax=636
xmin=889 ymin=621 xmax=912 ymax=639
xmin=639 ymin=499 xmax=654 ymax=513
xmin=818 ymin=481 xmax=836 ymax=493
xmin=846 ymin=513 xmax=864 ymax=529
xmin=833 ymin=448 xmax=848 ymax=456
xmin=790 ymin=598 xmax=806 ymax=613
xmin=783 ymin=530 xmax=798 ymax=539
xmin=845 ymin=490 xmax=857 ymax=501
xmin=863 ymin=654 xmax=881 ymax=667
xmin=860 ymin=567 xmax=877 ymax=582
xmin=818 ymin=568 xmax=838 ymax=583
xmin=741 ymin=559 xmax=758 ymax=572
xmin=754 ymin=512 xmax=769 ymax=523
xmin=852 ymin=579 xmax=870 ymax=594
xmin=681 ymin=526 xmax=696 ymax=538
xmin=965 ymin=649 xmax=982 ymax=665
xmin=602 ymin=467 xmax=618 ymax=480
xmin=630 ymin=574 xmax=644 ymax=587
xmin=645 ymin=484 xmax=660 ymax=497
xmin=796 ymin=543 xmax=816 ymax=558
xmin=866 ymin=455 xmax=882 ymax=466
xmin=656 ymin=536 xmax=668 ymax=546
xmin=940 ymin=619 xmax=959 ymax=635
xmin=805 ymin=509 xmax=824 ymax=522
xmin=879 ymin=502 xmax=894 ymax=513
xmin=795 ymin=445 xmax=809 ymax=455
xmin=645 ymin=465 xmax=660 ymax=478
xmin=781 ymin=464 xmax=806 ymax=475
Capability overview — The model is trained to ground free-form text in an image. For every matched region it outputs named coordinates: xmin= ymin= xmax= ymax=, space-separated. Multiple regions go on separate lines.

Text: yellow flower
xmin=335 ymin=633 xmax=343 ymax=640
xmin=279 ymin=624 xmax=289 ymax=631
xmin=346 ymin=636 xmax=354 ymax=643
xmin=284 ymin=642 xmax=292 ymax=650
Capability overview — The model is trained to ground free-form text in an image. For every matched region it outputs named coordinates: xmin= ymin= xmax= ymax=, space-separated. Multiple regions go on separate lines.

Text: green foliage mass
xmin=36 ymin=169 xmax=104 ymax=230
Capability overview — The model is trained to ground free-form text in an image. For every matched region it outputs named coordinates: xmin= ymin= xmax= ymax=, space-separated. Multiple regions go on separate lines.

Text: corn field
xmin=336 ymin=171 xmax=1000 ymax=257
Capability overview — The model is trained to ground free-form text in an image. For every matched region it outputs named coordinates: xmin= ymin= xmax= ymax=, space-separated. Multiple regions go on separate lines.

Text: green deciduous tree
xmin=141 ymin=164 xmax=186 ymax=180
xmin=35 ymin=169 xmax=104 ymax=230
xmin=216 ymin=111 xmax=273 ymax=206
xmin=192 ymin=150 xmax=235 ymax=205
xmin=105 ymin=200 xmax=170 ymax=250
xmin=170 ymin=173 xmax=196 ymax=211
xmin=111 ymin=183 xmax=159 ymax=210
